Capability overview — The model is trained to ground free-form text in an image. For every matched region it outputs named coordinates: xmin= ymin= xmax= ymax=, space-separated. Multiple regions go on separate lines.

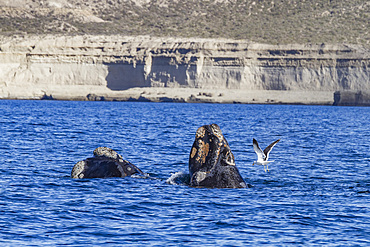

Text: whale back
xmin=71 ymin=147 xmax=144 ymax=179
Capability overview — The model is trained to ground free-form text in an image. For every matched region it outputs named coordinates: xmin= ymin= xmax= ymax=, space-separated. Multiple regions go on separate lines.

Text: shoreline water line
xmin=2 ymin=89 xmax=369 ymax=106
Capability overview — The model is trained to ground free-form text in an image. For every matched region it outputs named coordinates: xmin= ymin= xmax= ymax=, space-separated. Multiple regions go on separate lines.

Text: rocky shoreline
xmin=33 ymin=88 xmax=333 ymax=105
xmin=6 ymin=88 xmax=370 ymax=107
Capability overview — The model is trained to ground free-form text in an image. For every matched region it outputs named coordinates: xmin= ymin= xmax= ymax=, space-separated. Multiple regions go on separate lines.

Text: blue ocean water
xmin=0 ymin=100 xmax=369 ymax=246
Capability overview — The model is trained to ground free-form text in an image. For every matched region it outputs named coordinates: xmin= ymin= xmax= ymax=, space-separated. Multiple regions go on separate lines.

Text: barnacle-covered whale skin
xmin=189 ymin=124 xmax=249 ymax=188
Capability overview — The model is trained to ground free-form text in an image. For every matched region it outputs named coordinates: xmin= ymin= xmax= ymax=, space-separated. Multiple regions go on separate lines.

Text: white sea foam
xmin=166 ymin=171 xmax=190 ymax=186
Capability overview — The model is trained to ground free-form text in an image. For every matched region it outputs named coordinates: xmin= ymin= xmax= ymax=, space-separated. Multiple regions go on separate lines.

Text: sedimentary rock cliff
xmin=0 ymin=0 xmax=368 ymax=103
xmin=0 ymin=35 xmax=368 ymax=102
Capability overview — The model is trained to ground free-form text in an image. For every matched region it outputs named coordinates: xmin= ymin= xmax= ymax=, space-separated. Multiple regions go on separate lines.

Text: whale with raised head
xmin=188 ymin=124 xmax=250 ymax=188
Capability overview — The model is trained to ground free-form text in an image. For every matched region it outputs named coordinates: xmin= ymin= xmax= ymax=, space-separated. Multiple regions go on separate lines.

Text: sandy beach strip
xmin=0 ymin=85 xmax=334 ymax=105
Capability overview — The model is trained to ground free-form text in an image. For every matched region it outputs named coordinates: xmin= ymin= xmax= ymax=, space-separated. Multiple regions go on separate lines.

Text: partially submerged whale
xmin=188 ymin=124 xmax=249 ymax=188
xmin=71 ymin=147 xmax=144 ymax=179
xmin=71 ymin=125 xmax=249 ymax=188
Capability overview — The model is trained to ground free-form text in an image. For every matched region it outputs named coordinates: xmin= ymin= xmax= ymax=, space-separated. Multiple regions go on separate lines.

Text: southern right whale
xmin=188 ymin=124 xmax=250 ymax=188
xmin=71 ymin=147 xmax=144 ymax=179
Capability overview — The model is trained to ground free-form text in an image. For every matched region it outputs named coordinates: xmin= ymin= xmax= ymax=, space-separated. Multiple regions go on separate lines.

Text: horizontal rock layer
xmin=0 ymin=35 xmax=369 ymax=103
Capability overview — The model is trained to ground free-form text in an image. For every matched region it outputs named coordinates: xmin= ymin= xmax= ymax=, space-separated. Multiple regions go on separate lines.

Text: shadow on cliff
xmin=106 ymin=63 xmax=147 ymax=90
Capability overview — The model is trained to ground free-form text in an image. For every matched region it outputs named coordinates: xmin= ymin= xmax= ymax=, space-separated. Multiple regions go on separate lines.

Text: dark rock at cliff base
xmin=333 ymin=91 xmax=370 ymax=106
xmin=86 ymin=94 xmax=105 ymax=101
xmin=41 ymin=93 xmax=54 ymax=100
xmin=71 ymin=147 xmax=144 ymax=179
xmin=127 ymin=96 xmax=152 ymax=102
xmin=189 ymin=124 xmax=250 ymax=188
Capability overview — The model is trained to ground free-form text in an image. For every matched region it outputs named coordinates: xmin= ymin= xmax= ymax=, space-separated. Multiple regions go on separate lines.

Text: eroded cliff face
xmin=0 ymin=35 xmax=369 ymax=100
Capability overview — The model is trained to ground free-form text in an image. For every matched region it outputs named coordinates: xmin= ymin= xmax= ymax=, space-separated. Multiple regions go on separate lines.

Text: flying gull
xmin=253 ymin=138 xmax=280 ymax=172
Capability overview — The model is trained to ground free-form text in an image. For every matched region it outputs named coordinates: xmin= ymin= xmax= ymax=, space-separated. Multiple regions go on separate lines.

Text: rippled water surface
xmin=0 ymin=100 xmax=369 ymax=246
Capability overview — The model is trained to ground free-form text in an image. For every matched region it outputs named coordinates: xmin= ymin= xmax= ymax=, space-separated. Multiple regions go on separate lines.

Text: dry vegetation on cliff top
xmin=0 ymin=0 xmax=369 ymax=46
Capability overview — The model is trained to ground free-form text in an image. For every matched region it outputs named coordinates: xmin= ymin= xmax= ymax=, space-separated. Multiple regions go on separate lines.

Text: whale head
xmin=188 ymin=124 xmax=248 ymax=188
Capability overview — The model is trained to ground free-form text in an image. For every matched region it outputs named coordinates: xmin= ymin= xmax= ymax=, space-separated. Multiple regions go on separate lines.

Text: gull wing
xmin=263 ymin=139 xmax=280 ymax=160
xmin=253 ymin=138 xmax=266 ymax=161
